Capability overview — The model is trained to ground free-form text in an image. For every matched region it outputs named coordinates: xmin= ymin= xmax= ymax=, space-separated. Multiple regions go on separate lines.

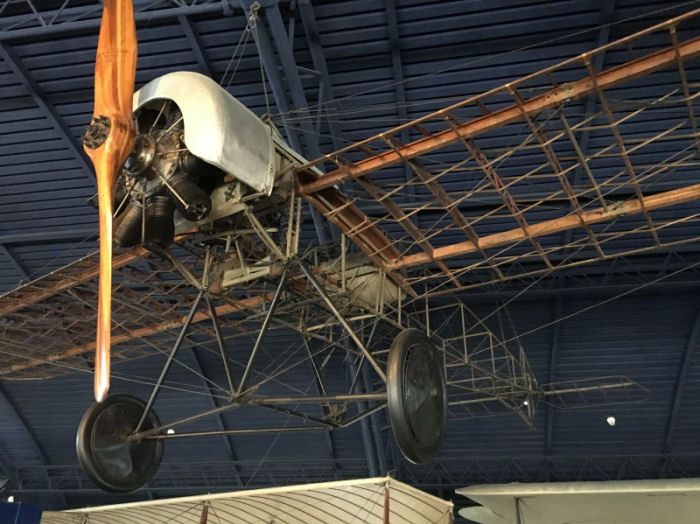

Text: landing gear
xmin=387 ymin=329 xmax=447 ymax=465
xmin=75 ymin=258 xmax=449 ymax=492
xmin=76 ymin=394 xmax=163 ymax=492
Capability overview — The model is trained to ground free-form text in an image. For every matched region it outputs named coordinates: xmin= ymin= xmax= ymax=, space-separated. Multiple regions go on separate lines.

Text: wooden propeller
xmin=83 ymin=0 xmax=137 ymax=402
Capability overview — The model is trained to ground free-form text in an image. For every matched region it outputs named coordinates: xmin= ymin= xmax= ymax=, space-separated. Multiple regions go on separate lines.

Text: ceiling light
xmin=166 ymin=429 xmax=175 ymax=435
xmin=606 ymin=416 xmax=616 ymax=427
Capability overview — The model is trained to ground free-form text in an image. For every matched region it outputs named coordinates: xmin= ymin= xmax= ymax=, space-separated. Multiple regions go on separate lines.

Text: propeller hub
xmin=123 ymin=134 xmax=156 ymax=176
xmin=84 ymin=115 xmax=112 ymax=150
xmin=123 ymin=130 xmax=180 ymax=200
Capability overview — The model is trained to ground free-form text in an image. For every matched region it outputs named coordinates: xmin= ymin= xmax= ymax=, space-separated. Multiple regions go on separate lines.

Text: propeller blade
xmin=83 ymin=0 xmax=137 ymax=402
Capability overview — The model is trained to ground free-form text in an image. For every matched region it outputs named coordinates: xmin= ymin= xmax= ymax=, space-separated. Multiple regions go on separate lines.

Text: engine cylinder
xmin=113 ymin=201 xmax=142 ymax=248
xmin=179 ymin=152 xmax=225 ymax=194
xmin=144 ymin=195 xmax=175 ymax=252
xmin=167 ymin=169 xmax=212 ymax=222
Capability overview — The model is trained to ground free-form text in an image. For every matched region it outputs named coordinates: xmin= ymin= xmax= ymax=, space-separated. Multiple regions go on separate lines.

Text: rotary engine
xmin=107 ymin=71 xmax=300 ymax=255
xmin=113 ymin=102 xmax=225 ymax=252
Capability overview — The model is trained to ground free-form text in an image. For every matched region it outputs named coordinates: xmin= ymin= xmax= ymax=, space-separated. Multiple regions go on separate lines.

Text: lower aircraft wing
xmin=0 ymin=239 xmax=271 ymax=380
xmin=41 ymin=477 xmax=453 ymax=524
xmin=458 ymin=478 xmax=700 ymax=524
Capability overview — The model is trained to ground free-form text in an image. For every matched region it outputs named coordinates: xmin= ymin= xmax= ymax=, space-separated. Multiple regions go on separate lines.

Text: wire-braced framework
xmin=296 ymin=9 xmax=700 ymax=301
xmin=13 ymin=453 xmax=700 ymax=496
xmin=413 ymin=300 xmax=647 ymax=424
xmin=0 ymin=234 xmax=646 ymax=425
xmin=2 ymin=10 xmax=691 ymax=416
xmin=0 ymin=237 xmax=277 ymax=380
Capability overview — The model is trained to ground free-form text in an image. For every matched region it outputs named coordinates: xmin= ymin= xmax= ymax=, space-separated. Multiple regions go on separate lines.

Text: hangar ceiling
xmin=0 ymin=0 xmax=699 ymax=518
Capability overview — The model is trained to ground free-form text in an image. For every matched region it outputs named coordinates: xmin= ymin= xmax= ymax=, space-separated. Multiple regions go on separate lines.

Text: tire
xmin=76 ymin=394 xmax=163 ymax=492
xmin=386 ymin=329 xmax=447 ymax=465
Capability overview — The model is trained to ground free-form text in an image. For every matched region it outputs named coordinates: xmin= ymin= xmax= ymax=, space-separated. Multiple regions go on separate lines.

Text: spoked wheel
xmin=387 ymin=328 xmax=447 ymax=464
xmin=76 ymin=394 xmax=163 ymax=492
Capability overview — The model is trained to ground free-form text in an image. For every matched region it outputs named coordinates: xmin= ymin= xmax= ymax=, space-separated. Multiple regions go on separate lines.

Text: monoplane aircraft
xmin=0 ymin=1 xmax=697 ymax=493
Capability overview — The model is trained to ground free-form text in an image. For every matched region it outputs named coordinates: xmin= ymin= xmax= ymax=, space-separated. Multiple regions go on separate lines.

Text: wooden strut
xmin=296 ymin=168 xmax=417 ymax=298
xmin=199 ymin=503 xmax=209 ymax=524
xmin=389 ymin=184 xmax=700 ymax=270
xmin=383 ymin=481 xmax=390 ymax=524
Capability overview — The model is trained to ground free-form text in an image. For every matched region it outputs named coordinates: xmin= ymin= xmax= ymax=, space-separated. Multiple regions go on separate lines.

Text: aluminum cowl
xmin=134 ymin=71 xmax=275 ymax=195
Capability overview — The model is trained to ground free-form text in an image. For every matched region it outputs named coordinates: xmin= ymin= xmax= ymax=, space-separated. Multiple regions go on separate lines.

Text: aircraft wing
xmin=41 ymin=476 xmax=453 ymax=524
xmin=295 ymin=9 xmax=700 ymax=299
xmin=0 ymin=240 xmax=268 ymax=380
xmin=2 ymin=9 xmax=699 ymax=381
xmin=457 ymin=478 xmax=700 ymax=524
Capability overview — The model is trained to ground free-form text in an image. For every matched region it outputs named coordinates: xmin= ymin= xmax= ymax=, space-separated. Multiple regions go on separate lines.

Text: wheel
xmin=387 ymin=328 xmax=447 ymax=465
xmin=76 ymin=394 xmax=163 ymax=492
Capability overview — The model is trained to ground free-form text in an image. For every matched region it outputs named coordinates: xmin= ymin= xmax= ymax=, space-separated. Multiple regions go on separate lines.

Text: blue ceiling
xmin=0 ymin=0 xmax=699 ymax=519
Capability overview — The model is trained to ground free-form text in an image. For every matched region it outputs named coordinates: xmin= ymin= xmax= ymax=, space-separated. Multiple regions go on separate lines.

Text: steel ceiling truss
xmin=0 ymin=244 xmax=28 ymax=283
xmin=0 ymin=442 xmax=14 ymax=480
xmin=545 ymin=296 xmax=563 ymax=457
xmin=8 ymin=458 xmax=369 ymax=495
xmin=0 ymin=385 xmax=48 ymax=465
xmin=662 ymin=305 xmax=700 ymax=459
xmin=297 ymin=0 xmax=344 ymax=152
xmin=296 ymin=9 xmax=700 ymax=299
xmin=398 ymin=453 xmax=700 ymax=488
xmin=384 ymin=0 xmax=413 ymax=192
xmin=177 ymin=14 xmax=212 ymax=78
xmin=564 ymin=0 xmax=616 ymax=211
xmin=0 ymin=0 xmax=228 ymax=39
xmin=541 ymin=4 xmax=620 ymax=456
xmin=0 ymin=42 xmax=94 ymax=185
xmin=8 ymin=452 xmax=700 ymax=496
xmin=0 ymin=383 xmax=69 ymax=506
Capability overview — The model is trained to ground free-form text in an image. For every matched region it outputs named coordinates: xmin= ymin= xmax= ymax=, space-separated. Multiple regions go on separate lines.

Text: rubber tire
xmin=387 ymin=328 xmax=447 ymax=465
xmin=76 ymin=394 xmax=163 ymax=493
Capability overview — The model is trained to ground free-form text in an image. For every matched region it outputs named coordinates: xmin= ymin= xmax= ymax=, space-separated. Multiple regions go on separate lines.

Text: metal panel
xmin=134 ymin=71 xmax=276 ymax=194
